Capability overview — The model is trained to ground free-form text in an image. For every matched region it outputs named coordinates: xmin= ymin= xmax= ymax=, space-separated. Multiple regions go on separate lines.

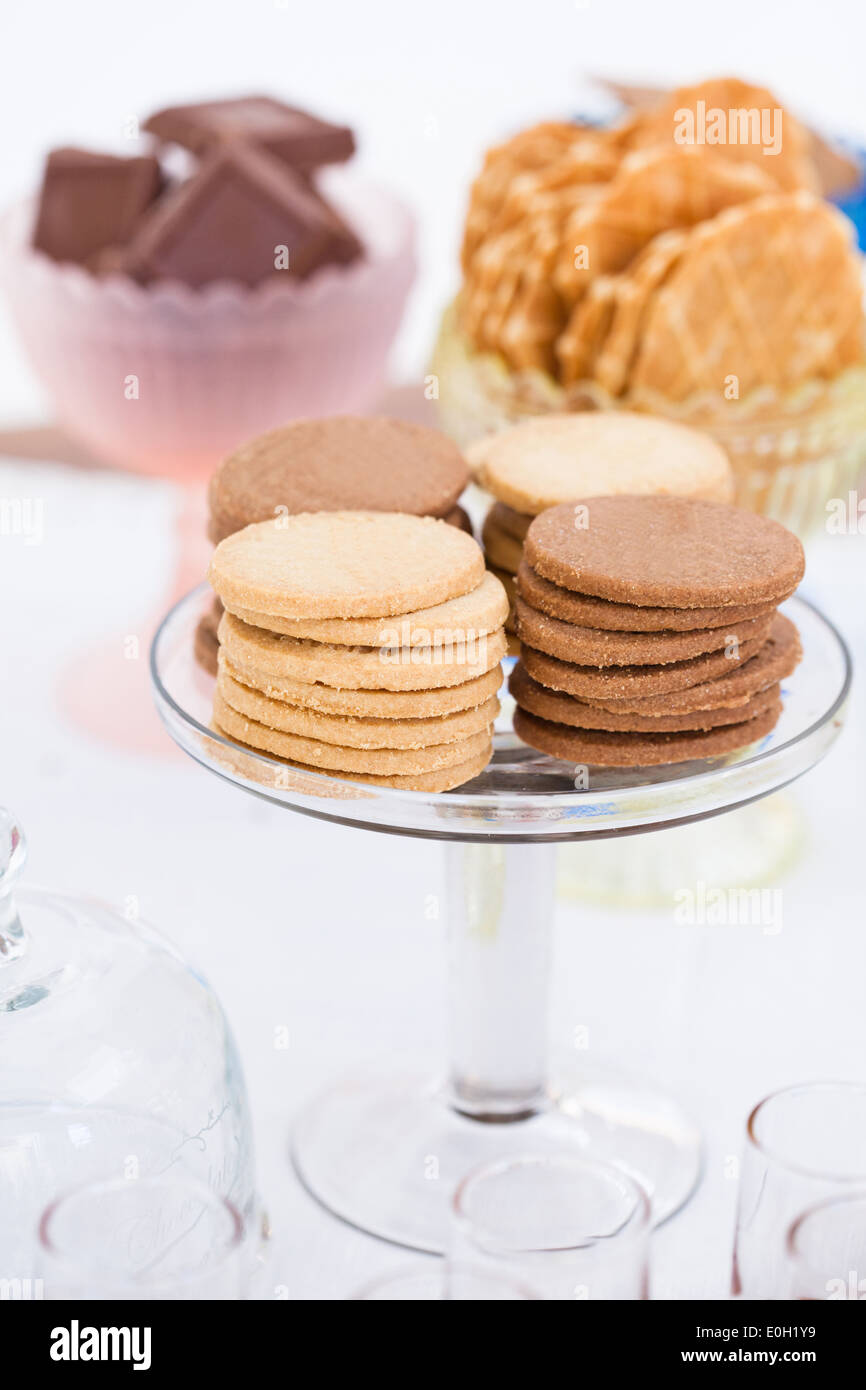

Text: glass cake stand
xmin=151 ymin=585 xmax=851 ymax=1252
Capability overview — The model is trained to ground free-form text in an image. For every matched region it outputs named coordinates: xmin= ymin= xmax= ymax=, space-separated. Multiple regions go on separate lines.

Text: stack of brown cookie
xmin=196 ymin=415 xmax=473 ymax=674
xmin=207 ymin=512 xmax=508 ymax=792
xmin=510 ymin=496 xmax=804 ymax=767
xmin=469 ymin=413 xmax=733 ymax=648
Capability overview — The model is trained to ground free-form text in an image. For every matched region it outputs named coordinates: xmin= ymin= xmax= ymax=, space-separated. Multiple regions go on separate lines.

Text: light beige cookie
xmin=468 ymin=413 xmax=733 ymax=515
xmin=481 ymin=512 xmax=523 ymax=573
xmin=212 ymin=721 xmax=494 ymax=793
xmin=213 ymin=689 xmax=492 ymax=774
xmin=220 ymin=654 xmax=504 ymax=719
xmin=217 ymin=665 xmax=500 ymax=749
xmin=209 ymin=512 xmax=486 ymax=620
xmin=222 ymin=571 xmax=508 ymax=646
xmin=219 ymin=611 xmax=507 ymax=692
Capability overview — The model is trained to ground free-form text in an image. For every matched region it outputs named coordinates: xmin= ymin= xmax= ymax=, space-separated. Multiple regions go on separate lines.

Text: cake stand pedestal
xmin=152 ymin=588 xmax=850 ymax=1253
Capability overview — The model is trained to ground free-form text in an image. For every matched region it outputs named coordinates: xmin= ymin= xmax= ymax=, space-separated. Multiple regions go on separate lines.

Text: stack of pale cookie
xmin=196 ymin=416 xmax=473 ymax=675
xmin=208 ymin=511 xmax=508 ymax=792
xmin=511 ymin=495 xmax=804 ymax=767
xmin=470 ymin=413 xmax=734 ymax=645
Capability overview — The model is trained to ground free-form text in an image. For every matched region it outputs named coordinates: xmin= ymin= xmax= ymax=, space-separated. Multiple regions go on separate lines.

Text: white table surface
xmin=1 ymin=0 xmax=865 ymax=1299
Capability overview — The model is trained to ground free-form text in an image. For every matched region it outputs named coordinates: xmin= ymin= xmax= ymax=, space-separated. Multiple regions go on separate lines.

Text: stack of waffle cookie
xmin=459 ymin=78 xmax=864 ymax=398
xmin=471 ymin=413 xmax=733 ymax=644
xmin=510 ymin=496 xmax=804 ymax=767
xmin=208 ymin=511 xmax=508 ymax=792
xmin=196 ymin=416 xmax=473 ymax=675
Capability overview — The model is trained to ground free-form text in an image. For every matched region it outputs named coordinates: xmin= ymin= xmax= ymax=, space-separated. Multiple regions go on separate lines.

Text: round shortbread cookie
xmin=509 ymin=663 xmax=781 ymax=733
xmin=516 ymin=561 xmax=783 ymax=632
xmin=489 ymin=501 xmax=532 ymax=542
xmin=580 ymin=614 xmax=801 ymax=714
xmin=213 ymin=689 xmax=491 ymax=774
xmin=468 ymin=412 xmax=734 ymax=515
xmin=481 ymin=512 xmax=523 ymax=574
xmin=515 ymin=596 xmax=774 ymax=667
xmin=219 ymin=612 xmax=506 ymax=692
xmin=220 ymin=654 xmax=504 ymax=719
xmin=212 ymin=723 xmax=493 ymax=792
xmin=524 ymin=497 xmax=805 ymax=607
xmin=513 ymin=701 xmax=782 ymax=767
xmin=194 ymin=614 xmax=219 ymax=676
xmin=210 ymin=501 xmax=475 ymax=546
xmin=208 ymin=416 xmax=469 ymax=538
xmin=222 ymin=572 xmax=508 ymax=646
xmin=489 ymin=565 xmax=517 ymax=608
xmin=209 ymin=512 xmax=486 ymax=620
xmin=521 ymin=630 xmax=764 ymax=700
xmin=447 ymin=504 xmax=474 ymax=535
xmin=218 ymin=666 xmax=500 ymax=749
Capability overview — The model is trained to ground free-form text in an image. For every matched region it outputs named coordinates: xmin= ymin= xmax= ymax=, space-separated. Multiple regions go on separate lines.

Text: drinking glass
xmin=450 ymin=1154 xmax=650 ymax=1300
xmin=38 ymin=1173 xmax=248 ymax=1300
xmin=786 ymin=1193 xmax=866 ymax=1301
xmin=733 ymin=1082 xmax=866 ymax=1299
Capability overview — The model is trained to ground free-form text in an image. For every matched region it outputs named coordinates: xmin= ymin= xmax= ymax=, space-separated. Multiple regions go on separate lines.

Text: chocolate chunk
xmin=32 ymin=147 xmax=162 ymax=266
xmin=118 ymin=142 xmax=361 ymax=287
xmin=144 ymin=96 xmax=355 ymax=170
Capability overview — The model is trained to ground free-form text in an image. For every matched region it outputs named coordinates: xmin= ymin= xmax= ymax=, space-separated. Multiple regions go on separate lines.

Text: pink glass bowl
xmin=0 ymin=173 xmax=416 ymax=480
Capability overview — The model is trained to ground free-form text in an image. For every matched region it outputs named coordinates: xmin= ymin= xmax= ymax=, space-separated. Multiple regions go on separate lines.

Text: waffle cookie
xmin=457 ymin=80 xmax=864 ymax=398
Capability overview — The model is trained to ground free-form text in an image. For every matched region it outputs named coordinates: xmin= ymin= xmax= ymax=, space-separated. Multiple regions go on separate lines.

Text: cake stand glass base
xmin=292 ymin=1070 xmax=701 ymax=1254
xmin=151 ymin=587 xmax=850 ymax=1255
xmin=293 ymin=839 xmax=700 ymax=1253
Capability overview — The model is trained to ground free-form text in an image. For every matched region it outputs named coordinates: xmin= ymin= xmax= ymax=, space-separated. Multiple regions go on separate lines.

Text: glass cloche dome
xmin=0 ymin=808 xmax=257 ymax=1280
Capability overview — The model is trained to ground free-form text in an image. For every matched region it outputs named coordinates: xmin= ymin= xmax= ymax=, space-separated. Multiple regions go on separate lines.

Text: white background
xmin=1 ymin=0 xmax=865 ymax=1299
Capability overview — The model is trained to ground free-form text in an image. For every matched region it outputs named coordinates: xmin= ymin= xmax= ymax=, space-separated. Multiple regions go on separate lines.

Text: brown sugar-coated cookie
xmin=210 ymin=499 xmax=475 ymax=546
xmin=509 ymin=663 xmax=781 ymax=733
xmin=524 ymin=497 xmax=805 ymax=607
xmin=194 ymin=612 xmax=220 ymax=676
xmin=514 ymin=596 xmax=774 ymax=667
xmin=209 ymin=512 xmax=486 ymax=620
xmin=513 ymin=700 xmax=782 ymax=767
xmin=489 ymin=566 xmax=517 ymax=608
xmin=208 ymin=416 xmax=469 ymax=537
xmin=489 ymin=501 xmax=532 ymax=542
xmin=521 ymin=629 xmax=764 ymax=700
xmin=446 ymin=504 xmax=474 ymax=535
xmin=516 ymin=561 xmax=783 ymax=633
xmin=481 ymin=511 xmax=523 ymax=574
xmin=581 ymin=613 xmax=801 ymax=714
